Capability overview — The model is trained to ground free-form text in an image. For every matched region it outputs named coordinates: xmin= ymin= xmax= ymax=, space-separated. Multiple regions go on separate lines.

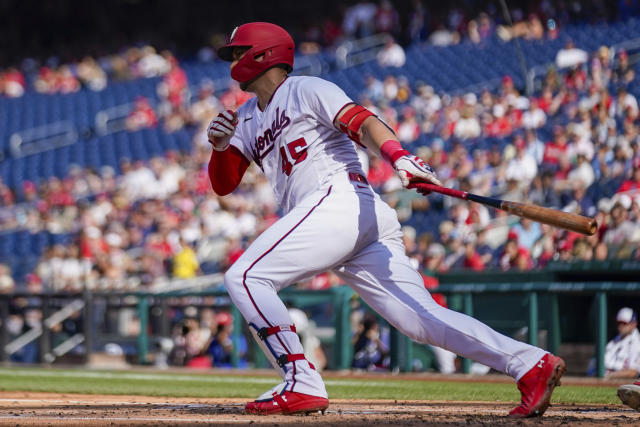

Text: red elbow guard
xmin=336 ymin=104 xmax=375 ymax=145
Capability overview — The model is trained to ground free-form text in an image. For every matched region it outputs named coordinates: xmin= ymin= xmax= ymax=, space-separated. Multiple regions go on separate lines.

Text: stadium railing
xmin=1 ymin=262 xmax=639 ymax=377
xmin=335 ymin=33 xmax=389 ymax=69
xmin=8 ymin=121 xmax=77 ymax=158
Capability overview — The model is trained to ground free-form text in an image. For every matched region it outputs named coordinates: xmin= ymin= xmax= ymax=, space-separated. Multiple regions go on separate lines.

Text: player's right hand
xmin=207 ymin=110 xmax=238 ymax=151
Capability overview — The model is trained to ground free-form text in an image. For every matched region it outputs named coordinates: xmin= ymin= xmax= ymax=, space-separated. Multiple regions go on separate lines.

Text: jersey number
xmin=280 ymin=137 xmax=308 ymax=176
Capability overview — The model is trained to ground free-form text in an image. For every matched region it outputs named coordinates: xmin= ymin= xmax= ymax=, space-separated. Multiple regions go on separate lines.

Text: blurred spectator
xmin=171 ymin=308 xmax=206 ymax=366
xmin=522 ymin=100 xmax=547 ymax=130
xmin=505 ymin=135 xmax=538 ymax=186
xmin=397 ymin=106 xmax=420 ymax=143
xmin=618 ymin=157 xmax=640 ymax=193
xmin=57 ymin=66 xmax=80 ymax=94
xmin=172 ymin=237 xmax=201 ymax=279
xmin=342 ymin=1 xmax=377 ymax=38
xmin=158 ymin=55 xmax=188 ymax=109
xmin=374 ymin=0 xmax=399 ymax=35
xmin=1 ymin=67 xmax=25 ymax=97
xmin=377 ymin=35 xmax=405 ymax=68
xmin=613 ymin=49 xmax=635 ymax=85
xmin=189 ymin=81 xmax=222 ymax=126
xmin=555 ymin=40 xmax=588 ymax=69
xmin=453 ymin=98 xmax=481 ymax=140
xmin=405 ymin=0 xmax=426 ymax=39
xmin=205 ymin=311 xmax=246 ymax=367
xmin=594 ymin=307 xmax=640 ymax=378
xmin=76 ymin=57 xmax=107 ymax=91
xmin=220 ymin=81 xmax=253 ymax=110
xmin=565 ymin=181 xmax=596 ymax=217
xmin=461 ymin=235 xmax=485 ymax=271
xmin=0 ymin=264 xmax=15 ymax=293
xmin=512 ymin=218 xmax=542 ymax=250
xmin=603 ymin=198 xmax=640 ymax=257
xmin=428 ymin=24 xmax=459 ymax=46
xmin=34 ymin=67 xmax=58 ymax=94
xmin=382 ymin=75 xmax=399 ymax=102
xmin=352 ymin=314 xmax=389 ymax=371
xmin=126 ymin=97 xmax=158 ymax=131
xmin=499 ymin=231 xmax=532 ymax=271
xmin=496 ymin=13 xmax=544 ymax=41
xmin=611 ymin=87 xmax=639 ymax=120
xmin=137 ymin=46 xmax=171 ymax=77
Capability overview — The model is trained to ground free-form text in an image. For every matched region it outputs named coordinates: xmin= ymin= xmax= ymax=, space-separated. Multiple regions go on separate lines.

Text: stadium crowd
xmin=0 ymin=35 xmax=639 ymax=295
xmin=0 ymin=0 xmax=627 ymax=98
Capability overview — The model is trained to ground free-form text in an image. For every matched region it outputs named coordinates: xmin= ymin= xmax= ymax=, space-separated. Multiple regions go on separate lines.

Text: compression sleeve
xmin=208 ymin=145 xmax=251 ymax=196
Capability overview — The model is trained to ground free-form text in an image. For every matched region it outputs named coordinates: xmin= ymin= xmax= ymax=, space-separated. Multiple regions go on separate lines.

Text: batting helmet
xmin=217 ymin=22 xmax=295 ymax=83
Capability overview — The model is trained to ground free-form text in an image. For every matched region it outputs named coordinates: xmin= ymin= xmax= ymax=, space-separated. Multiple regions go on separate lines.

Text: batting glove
xmin=393 ymin=154 xmax=441 ymax=188
xmin=207 ymin=110 xmax=238 ymax=151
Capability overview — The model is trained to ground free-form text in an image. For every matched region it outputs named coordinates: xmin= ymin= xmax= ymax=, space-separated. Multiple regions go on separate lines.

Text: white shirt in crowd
xmin=521 ymin=108 xmax=546 ymax=129
xmin=567 ymin=161 xmax=595 ymax=188
xmin=605 ymin=328 xmax=640 ymax=373
xmin=505 ymin=152 xmax=538 ymax=184
xmin=555 ymin=47 xmax=588 ymax=69
xmin=453 ymin=117 xmax=481 ymax=140
xmin=377 ymin=43 xmax=406 ymax=68
xmin=610 ymin=93 xmax=639 ymax=118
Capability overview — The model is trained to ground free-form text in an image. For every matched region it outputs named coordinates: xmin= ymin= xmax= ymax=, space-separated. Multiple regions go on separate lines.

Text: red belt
xmin=348 ymin=172 xmax=368 ymax=185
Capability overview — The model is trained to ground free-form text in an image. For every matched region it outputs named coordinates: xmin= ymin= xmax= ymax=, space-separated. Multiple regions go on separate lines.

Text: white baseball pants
xmin=224 ymin=172 xmax=545 ymax=398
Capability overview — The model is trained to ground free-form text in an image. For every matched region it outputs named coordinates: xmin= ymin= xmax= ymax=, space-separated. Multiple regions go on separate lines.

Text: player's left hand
xmin=393 ymin=154 xmax=441 ymax=188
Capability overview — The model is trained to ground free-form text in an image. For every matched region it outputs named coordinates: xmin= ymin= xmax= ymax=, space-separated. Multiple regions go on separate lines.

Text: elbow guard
xmin=336 ymin=104 xmax=375 ymax=146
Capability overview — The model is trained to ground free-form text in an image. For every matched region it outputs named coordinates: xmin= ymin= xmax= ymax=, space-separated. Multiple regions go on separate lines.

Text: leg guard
xmin=248 ymin=322 xmax=287 ymax=378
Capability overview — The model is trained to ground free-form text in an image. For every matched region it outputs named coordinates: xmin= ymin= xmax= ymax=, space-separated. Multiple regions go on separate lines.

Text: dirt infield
xmin=0 ymin=392 xmax=637 ymax=426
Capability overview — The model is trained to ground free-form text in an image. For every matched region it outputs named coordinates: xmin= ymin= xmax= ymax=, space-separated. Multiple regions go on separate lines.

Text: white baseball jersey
xmin=229 ymin=76 xmax=364 ymax=213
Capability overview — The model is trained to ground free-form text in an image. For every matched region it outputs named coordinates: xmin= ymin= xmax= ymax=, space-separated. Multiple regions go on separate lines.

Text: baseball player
xmin=208 ymin=22 xmax=565 ymax=417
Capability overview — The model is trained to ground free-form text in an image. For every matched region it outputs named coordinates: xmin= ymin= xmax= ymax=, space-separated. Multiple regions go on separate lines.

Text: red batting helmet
xmin=217 ymin=22 xmax=295 ymax=83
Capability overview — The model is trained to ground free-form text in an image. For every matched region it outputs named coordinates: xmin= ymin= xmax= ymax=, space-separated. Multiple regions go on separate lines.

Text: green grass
xmin=0 ymin=367 xmax=619 ymax=404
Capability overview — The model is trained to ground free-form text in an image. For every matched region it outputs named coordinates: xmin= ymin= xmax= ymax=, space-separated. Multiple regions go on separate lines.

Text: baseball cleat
xmin=245 ymin=391 xmax=329 ymax=415
xmin=618 ymin=381 xmax=640 ymax=411
xmin=508 ymin=353 xmax=566 ymax=418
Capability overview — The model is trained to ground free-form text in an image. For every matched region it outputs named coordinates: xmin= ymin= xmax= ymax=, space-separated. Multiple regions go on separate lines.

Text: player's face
xmin=618 ymin=321 xmax=637 ymax=336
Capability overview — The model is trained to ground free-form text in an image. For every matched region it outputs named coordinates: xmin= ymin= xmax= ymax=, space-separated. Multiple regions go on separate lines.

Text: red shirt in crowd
xmin=463 ymin=252 xmax=486 ymax=271
xmin=542 ymin=140 xmax=568 ymax=165
xmin=485 ymin=116 xmax=512 ymax=137
xmin=367 ymin=158 xmax=395 ymax=188
xmin=617 ymin=180 xmax=640 ymax=193
xmin=165 ymin=66 xmax=188 ymax=107
xmin=127 ymin=97 xmax=158 ymax=129
xmin=422 ymin=274 xmax=447 ymax=308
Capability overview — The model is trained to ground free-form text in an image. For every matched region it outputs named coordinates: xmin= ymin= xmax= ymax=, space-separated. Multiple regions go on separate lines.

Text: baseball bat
xmin=409 ymin=183 xmax=598 ymax=236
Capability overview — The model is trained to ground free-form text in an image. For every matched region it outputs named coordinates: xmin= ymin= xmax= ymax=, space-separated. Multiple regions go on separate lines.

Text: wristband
xmin=212 ymin=139 xmax=231 ymax=152
xmin=380 ymin=140 xmax=410 ymax=164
